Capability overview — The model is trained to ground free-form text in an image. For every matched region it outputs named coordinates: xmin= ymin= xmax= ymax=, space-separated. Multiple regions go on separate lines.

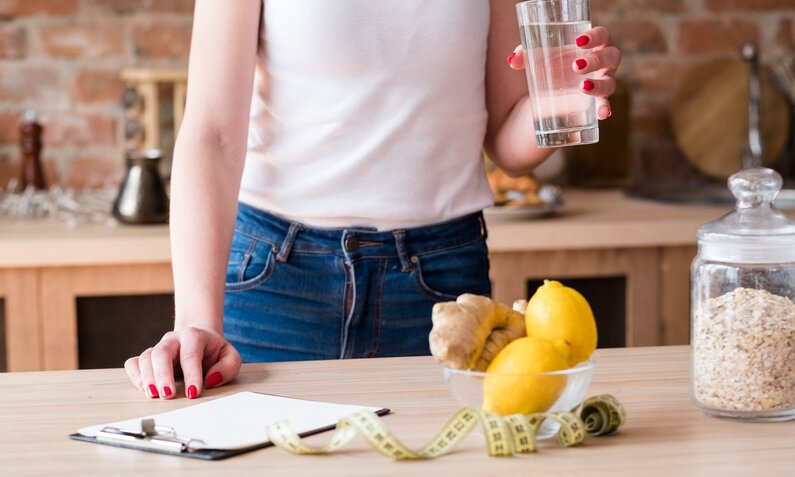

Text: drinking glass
xmin=516 ymin=0 xmax=598 ymax=147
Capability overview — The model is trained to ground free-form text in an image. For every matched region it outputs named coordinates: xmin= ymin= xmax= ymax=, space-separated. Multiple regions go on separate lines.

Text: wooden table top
xmin=1 ymin=346 xmax=792 ymax=476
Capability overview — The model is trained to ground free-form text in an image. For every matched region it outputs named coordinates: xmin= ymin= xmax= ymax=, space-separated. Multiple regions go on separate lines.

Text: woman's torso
xmin=240 ymin=0 xmax=494 ymax=230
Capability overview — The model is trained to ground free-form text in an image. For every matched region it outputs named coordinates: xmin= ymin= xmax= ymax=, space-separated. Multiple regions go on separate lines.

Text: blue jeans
xmin=224 ymin=202 xmax=491 ymax=362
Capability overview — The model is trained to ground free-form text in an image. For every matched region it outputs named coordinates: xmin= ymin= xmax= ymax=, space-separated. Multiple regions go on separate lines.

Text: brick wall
xmin=0 ymin=0 xmax=193 ymax=189
xmin=593 ymin=0 xmax=795 ymax=183
xmin=0 ymin=0 xmax=792 ymax=189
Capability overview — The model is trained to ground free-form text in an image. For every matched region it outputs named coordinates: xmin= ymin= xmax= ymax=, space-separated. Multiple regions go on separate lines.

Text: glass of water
xmin=516 ymin=0 xmax=598 ymax=148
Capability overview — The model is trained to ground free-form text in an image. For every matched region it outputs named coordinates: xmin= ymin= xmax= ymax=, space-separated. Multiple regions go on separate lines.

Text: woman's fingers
xmin=576 ymin=25 xmax=610 ymax=49
xmin=507 ymin=45 xmax=524 ymax=70
xmin=508 ymin=25 xmax=618 ymax=120
xmin=581 ymin=77 xmax=616 ymax=98
xmin=151 ymin=333 xmax=180 ymax=400
xmin=595 ymin=97 xmax=612 ymax=120
xmin=125 ymin=327 xmax=242 ymax=400
xmin=137 ymin=347 xmax=159 ymax=398
xmin=179 ymin=327 xmax=209 ymax=399
xmin=572 ymin=46 xmax=621 ymax=76
xmin=203 ymin=342 xmax=242 ymax=390
xmin=124 ymin=356 xmax=144 ymax=392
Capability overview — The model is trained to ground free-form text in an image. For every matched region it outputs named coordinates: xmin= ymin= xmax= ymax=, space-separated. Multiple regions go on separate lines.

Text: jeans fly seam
xmin=340 ymin=256 xmax=355 ymax=359
xmin=365 ymin=258 xmax=387 ymax=358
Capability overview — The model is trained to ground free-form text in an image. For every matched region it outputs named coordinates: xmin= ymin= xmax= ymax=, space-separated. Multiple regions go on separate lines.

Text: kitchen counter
xmin=0 ymin=190 xmax=768 ymax=371
xmin=0 ymin=189 xmax=734 ymax=267
xmin=1 ymin=346 xmax=793 ymax=476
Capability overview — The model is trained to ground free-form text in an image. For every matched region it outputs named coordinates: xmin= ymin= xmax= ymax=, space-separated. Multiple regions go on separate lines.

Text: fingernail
xmin=582 ymin=79 xmax=595 ymax=91
xmin=147 ymin=384 xmax=159 ymax=398
xmin=162 ymin=386 xmax=172 ymax=397
xmin=575 ymin=59 xmax=587 ymax=70
xmin=576 ymin=35 xmax=589 ymax=47
xmin=598 ymin=104 xmax=611 ymax=119
xmin=187 ymin=385 xmax=198 ymax=399
xmin=206 ymin=372 xmax=223 ymax=388
xmin=506 ymin=52 xmax=516 ymax=65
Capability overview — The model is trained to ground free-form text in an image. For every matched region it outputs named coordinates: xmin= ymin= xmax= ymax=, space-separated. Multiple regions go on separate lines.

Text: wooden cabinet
xmin=0 ymin=264 xmax=173 ymax=371
xmin=490 ymin=245 xmax=698 ymax=347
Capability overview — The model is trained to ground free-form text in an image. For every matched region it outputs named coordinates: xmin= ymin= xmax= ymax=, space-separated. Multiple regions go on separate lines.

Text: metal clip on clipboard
xmin=96 ymin=418 xmax=205 ymax=453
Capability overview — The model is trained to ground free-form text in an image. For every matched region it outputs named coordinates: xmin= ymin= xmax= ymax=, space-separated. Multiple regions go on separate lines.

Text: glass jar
xmin=691 ymin=168 xmax=795 ymax=421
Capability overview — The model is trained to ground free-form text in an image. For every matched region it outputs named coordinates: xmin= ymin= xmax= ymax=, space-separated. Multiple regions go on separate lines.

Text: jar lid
xmin=698 ymin=168 xmax=795 ymax=263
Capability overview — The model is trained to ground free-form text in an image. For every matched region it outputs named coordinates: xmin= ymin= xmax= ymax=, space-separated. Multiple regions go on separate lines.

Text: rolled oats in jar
xmin=691 ymin=168 xmax=795 ymax=421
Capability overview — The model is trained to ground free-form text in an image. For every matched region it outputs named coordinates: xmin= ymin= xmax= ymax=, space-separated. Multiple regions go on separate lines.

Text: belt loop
xmin=275 ymin=222 xmax=301 ymax=263
xmin=478 ymin=211 xmax=488 ymax=240
xmin=392 ymin=230 xmax=413 ymax=272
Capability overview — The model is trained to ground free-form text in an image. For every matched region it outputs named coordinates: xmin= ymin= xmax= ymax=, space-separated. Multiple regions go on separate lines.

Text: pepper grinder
xmin=19 ymin=110 xmax=46 ymax=190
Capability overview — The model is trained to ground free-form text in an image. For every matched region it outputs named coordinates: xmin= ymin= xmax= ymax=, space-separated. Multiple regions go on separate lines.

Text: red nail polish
xmin=576 ymin=35 xmax=589 ymax=47
xmin=582 ymin=79 xmax=595 ymax=91
xmin=162 ymin=386 xmax=172 ymax=397
xmin=575 ymin=59 xmax=587 ymax=70
xmin=148 ymin=384 xmax=159 ymax=398
xmin=206 ymin=372 xmax=223 ymax=388
xmin=507 ymin=52 xmax=516 ymax=65
xmin=187 ymin=385 xmax=198 ymax=399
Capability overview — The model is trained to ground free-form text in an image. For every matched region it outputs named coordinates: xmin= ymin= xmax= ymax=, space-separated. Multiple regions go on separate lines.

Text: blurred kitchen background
xmin=1 ymin=0 xmax=794 ymax=188
xmin=1 ymin=0 xmax=794 ymax=373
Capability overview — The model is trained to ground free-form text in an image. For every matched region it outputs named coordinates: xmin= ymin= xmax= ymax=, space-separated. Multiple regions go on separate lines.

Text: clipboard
xmin=70 ymin=391 xmax=390 ymax=460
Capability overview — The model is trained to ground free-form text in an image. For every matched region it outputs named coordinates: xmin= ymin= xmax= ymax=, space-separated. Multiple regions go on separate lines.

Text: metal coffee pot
xmin=112 ymin=149 xmax=169 ymax=224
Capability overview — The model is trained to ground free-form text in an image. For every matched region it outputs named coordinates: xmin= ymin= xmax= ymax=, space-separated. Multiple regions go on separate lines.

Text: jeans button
xmin=344 ymin=235 xmax=360 ymax=251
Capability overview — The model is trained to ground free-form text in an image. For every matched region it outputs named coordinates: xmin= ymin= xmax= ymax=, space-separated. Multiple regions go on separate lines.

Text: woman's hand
xmin=507 ymin=26 xmax=621 ymax=120
xmin=124 ymin=327 xmax=242 ymax=400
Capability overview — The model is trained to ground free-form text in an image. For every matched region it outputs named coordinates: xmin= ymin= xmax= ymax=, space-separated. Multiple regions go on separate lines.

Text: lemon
xmin=482 ymin=336 xmax=568 ymax=415
xmin=525 ymin=280 xmax=597 ymax=367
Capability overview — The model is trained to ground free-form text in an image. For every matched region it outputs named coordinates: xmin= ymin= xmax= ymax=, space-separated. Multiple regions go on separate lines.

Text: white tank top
xmin=239 ymin=0 xmax=494 ymax=230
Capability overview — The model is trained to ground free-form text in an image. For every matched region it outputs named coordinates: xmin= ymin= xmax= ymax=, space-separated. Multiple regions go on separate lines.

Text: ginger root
xmin=429 ymin=294 xmax=526 ymax=372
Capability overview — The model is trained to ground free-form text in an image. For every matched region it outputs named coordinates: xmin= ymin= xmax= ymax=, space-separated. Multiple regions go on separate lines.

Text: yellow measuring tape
xmin=266 ymin=394 xmax=625 ymax=460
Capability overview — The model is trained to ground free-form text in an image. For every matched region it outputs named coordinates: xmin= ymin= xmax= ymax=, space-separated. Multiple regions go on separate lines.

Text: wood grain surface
xmin=1 ymin=346 xmax=793 ymax=476
xmin=671 ymin=59 xmax=790 ymax=179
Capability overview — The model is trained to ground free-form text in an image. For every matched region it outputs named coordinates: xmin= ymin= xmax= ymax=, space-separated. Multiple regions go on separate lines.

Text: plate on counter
xmin=484 ymin=185 xmax=562 ymax=220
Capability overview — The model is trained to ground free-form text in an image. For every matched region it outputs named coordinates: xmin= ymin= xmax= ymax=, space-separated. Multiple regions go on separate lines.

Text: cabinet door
xmin=41 ymin=264 xmax=173 ymax=370
xmin=490 ymin=248 xmax=661 ymax=347
xmin=0 ymin=269 xmax=41 ymax=371
xmin=77 ymin=294 xmax=174 ymax=369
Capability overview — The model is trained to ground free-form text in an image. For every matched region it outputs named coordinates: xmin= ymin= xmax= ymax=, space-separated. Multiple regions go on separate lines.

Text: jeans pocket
xmin=410 ymin=239 xmax=491 ymax=302
xmin=225 ymin=232 xmax=276 ymax=292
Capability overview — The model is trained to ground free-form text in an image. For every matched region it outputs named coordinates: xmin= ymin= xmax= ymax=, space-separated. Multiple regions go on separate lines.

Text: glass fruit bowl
xmin=441 ymin=359 xmax=596 ymax=439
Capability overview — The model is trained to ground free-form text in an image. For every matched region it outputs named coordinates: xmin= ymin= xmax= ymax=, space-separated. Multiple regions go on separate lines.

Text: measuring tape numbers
xmin=266 ymin=394 xmax=625 ymax=460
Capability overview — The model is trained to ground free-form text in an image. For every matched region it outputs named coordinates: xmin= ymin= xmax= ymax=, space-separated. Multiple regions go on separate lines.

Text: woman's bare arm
xmin=125 ymin=0 xmax=261 ymax=399
xmin=484 ymin=0 xmax=551 ymax=177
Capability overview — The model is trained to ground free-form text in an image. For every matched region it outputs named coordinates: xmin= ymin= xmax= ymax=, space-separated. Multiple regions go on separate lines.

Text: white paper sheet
xmin=78 ymin=391 xmax=385 ymax=450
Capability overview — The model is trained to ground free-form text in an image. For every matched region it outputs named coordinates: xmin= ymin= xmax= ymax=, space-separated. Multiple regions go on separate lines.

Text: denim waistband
xmin=233 ymin=202 xmax=488 ymax=263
